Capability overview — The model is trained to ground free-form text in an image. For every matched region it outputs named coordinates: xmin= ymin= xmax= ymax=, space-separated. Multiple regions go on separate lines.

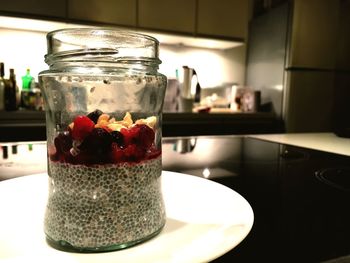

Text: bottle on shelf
xmin=4 ymin=68 xmax=19 ymax=111
xmin=0 ymin=62 xmax=5 ymax=111
xmin=20 ymin=68 xmax=43 ymax=110
xmin=21 ymin=68 xmax=35 ymax=109
xmin=22 ymin=68 xmax=34 ymax=91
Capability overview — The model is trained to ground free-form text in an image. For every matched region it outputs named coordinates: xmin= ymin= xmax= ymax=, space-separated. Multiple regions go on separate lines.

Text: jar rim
xmin=45 ymin=28 xmax=161 ymax=65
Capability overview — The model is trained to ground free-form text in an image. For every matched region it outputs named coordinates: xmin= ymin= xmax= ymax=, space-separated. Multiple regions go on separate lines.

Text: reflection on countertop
xmin=0 ymin=142 xmax=47 ymax=180
xmin=249 ymin=132 xmax=350 ymax=157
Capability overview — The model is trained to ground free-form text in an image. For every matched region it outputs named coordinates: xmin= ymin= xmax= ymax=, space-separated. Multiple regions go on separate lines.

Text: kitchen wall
xmin=0 ymin=27 xmax=246 ymax=89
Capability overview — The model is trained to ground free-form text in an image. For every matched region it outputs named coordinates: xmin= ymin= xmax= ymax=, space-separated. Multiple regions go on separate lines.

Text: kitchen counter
xmin=1 ymin=135 xmax=350 ymax=262
xmin=0 ymin=110 xmax=283 ymax=142
xmin=249 ymin=132 xmax=350 ymax=156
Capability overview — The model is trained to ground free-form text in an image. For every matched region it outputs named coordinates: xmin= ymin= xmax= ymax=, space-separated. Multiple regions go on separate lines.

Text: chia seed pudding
xmin=44 ymin=110 xmax=166 ymax=251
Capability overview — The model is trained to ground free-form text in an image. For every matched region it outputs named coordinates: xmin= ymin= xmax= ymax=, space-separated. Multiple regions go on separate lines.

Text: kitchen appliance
xmin=179 ymin=65 xmax=201 ymax=112
xmin=246 ymin=0 xmax=350 ymax=133
xmin=163 ymin=78 xmax=180 ymax=112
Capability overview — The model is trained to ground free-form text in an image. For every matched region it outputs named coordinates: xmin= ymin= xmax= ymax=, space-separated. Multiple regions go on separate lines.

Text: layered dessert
xmin=45 ymin=110 xmax=166 ymax=251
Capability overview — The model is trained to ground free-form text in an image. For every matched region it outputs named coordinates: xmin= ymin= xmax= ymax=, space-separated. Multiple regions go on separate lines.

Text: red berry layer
xmin=50 ymin=111 xmax=160 ymax=165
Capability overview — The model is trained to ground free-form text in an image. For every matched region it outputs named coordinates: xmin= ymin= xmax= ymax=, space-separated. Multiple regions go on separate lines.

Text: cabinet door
xmin=68 ymin=0 xmax=136 ymax=27
xmin=335 ymin=0 xmax=350 ymax=71
xmin=0 ymin=0 xmax=66 ymax=18
xmin=138 ymin=0 xmax=196 ymax=34
xmin=283 ymin=70 xmax=334 ymax=132
xmin=288 ymin=0 xmax=339 ymax=69
xmin=197 ymin=0 xmax=249 ymax=39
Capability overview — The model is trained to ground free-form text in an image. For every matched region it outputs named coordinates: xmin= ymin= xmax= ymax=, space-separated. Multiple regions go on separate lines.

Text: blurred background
xmin=0 ymin=0 xmax=349 ymax=141
xmin=1 ymin=2 xmax=350 ymax=262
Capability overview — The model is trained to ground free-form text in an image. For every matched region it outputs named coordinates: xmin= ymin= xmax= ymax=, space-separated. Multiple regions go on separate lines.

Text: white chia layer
xmin=45 ymin=157 xmax=166 ymax=249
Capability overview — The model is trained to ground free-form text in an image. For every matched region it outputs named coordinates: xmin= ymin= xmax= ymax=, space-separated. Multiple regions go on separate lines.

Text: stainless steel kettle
xmin=181 ymin=66 xmax=201 ymax=103
xmin=179 ymin=66 xmax=201 ymax=112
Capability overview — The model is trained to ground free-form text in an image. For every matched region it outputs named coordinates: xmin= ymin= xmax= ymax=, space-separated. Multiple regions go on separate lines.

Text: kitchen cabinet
xmin=335 ymin=0 xmax=350 ymax=71
xmin=252 ymin=0 xmax=288 ymax=17
xmin=288 ymin=0 xmax=339 ymax=69
xmin=138 ymin=0 xmax=196 ymax=34
xmin=68 ymin=0 xmax=137 ymax=27
xmin=197 ymin=0 xmax=249 ymax=40
xmin=0 ymin=0 xmax=66 ymax=18
xmin=1 ymin=0 xmax=249 ymax=43
xmin=283 ymin=70 xmax=334 ymax=132
xmin=138 ymin=0 xmax=248 ymax=40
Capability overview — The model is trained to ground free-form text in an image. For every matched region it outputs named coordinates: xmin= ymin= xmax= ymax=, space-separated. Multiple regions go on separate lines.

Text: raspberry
xmin=123 ymin=144 xmax=145 ymax=162
xmin=111 ymin=143 xmax=145 ymax=162
xmin=137 ymin=124 xmax=155 ymax=149
xmin=146 ymin=145 xmax=161 ymax=160
xmin=120 ymin=127 xmax=137 ymax=146
xmin=121 ymin=124 xmax=155 ymax=149
xmin=111 ymin=143 xmax=125 ymax=163
xmin=71 ymin=115 xmax=95 ymax=141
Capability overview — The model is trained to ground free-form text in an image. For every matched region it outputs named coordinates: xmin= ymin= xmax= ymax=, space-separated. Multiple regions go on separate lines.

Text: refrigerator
xmin=245 ymin=0 xmax=350 ymax=134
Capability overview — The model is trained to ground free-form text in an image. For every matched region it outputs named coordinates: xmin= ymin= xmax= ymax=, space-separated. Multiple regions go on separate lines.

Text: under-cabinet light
xmin=0 ymin=16 xmax=243 ymax=50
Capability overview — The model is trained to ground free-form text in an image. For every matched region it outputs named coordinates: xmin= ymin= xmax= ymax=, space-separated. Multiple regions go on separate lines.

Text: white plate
xmin=0 ymin=171 xmax=253 ymax=263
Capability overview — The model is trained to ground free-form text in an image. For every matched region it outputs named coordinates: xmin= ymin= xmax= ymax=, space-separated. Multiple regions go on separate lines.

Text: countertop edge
xmin=248 ymin=133 xmax=350 ymax=157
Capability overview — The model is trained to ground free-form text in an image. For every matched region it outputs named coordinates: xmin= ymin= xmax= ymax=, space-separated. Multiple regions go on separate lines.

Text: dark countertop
xmin=0 ymin=110 xmax=284 ymax=142
xmin=162 ymin=136 xmax=350 ymax=262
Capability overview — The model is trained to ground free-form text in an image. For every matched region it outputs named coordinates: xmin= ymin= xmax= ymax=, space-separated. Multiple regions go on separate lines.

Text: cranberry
xmin=71 ymin=115 xmax=95 ymax=141
xmin=87 ymin=109 xmax=103 ymax=124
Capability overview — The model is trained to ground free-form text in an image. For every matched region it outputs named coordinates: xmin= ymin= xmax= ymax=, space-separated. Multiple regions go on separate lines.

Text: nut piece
xmin=107 ymin=123 xmax=124 ymax=132
xmin=95 ymin=113 xmax=110 ymax=129
xmin=135 ymin=116 xmax=157 ymax=129
xmin=123 ymin=112 xmax=133 ymax=128
xmin=68 ymin=122 xmax=74 ymax=130
xmin=97 ymin=114 xmax=110 ymax=124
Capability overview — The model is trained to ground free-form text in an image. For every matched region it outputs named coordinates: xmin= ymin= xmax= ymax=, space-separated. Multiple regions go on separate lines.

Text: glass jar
xmin=39 ymin=28 xmax=167 ymax=252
